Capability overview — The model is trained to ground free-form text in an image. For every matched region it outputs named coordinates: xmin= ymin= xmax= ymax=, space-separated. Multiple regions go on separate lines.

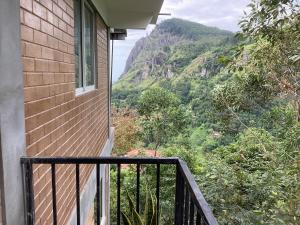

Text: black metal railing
xmin=21 ymin=157 xmax=219 ymax=225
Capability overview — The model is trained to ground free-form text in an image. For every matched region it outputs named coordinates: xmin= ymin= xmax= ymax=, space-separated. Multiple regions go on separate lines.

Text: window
xmin=74 ymin=0 xmax=96 ymax=94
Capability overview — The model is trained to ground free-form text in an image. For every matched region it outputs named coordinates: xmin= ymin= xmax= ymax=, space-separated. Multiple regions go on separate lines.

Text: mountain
xmin=113 ymin=18 xmax=237 ymax=106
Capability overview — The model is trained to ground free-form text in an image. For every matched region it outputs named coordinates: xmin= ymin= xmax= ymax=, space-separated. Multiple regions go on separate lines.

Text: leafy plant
xmin=122 ymin=188 xmax=158 ymax=225
xmin=112 ymin=108 xmax=141 ymax=155
xmin=138 ymin=87 xmax=190 ymax=149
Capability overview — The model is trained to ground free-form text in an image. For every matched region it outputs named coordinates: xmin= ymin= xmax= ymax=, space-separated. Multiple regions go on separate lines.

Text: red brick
xmin=23 ymin=58 xmax=35 ymax=72
xmin=42 ymin=47 xmax=54 ymax=60
xmin=29 ymin=126 xmax=45 ymax=144
xmin=53 ymin=50 xmax=64 ymax=61
xmin=57 ymin=0 xmax=67 ymax=11
xmin=64 ymin=73 xmax=74 ymax=82
xmin=22 ymin=8 xmax=110 ymax=225
xmin=21 ymin=25 xmax=34 ymax=41
xmin=40 ymin=0 xmax=53 ymax=11
xmin=55 ymin=94 xmax=65 ymax=105
xmin=65 ymin=0 xmax=74 ymax=9
xmin=24 ymin=87 xmax=36 ymax=102
xmin=54 ymin=73 xmax=65 ymax=83
xmin=20 ymin=0 xmax=33 ymax=12
xmin=48 ymin=61 xmax=60 ymax=72
xmin=34 ymin=30 xmax=47 ymax=46
xmin=62 ymin=33 xmax=73 ymax=44
xmin=59 ymin=63 xmax=74 ymax=73
xmin=43 ymin=73 xmax=55 ymax=85
xmin=63 ymin=53 xmax=73 ymax=63
xmin=26 ymin=97 xmax=55 ymax=116
xmin=24 ymin=11 xmax=41 ymax=30
xmin=58 ymin=19 xmax=67 ymax=31
xmin=62 ymin=12 xmax=71 ymax=25
xmin=66 ymin=5 xmax=74 ymax=18
xmin=33 ymin=2 xmax=47 ymax=20
xmin=53 ymin=4 xmax=63 ymax=18
xmin=53 ymin=27 xmax=63 ymax=40
xmin=26 ymin=73 xmax=43 ymax=86
xmin=25 ymin=43 xmax=42 ymax=58
xmin=58 ymin=41 xmax=68 ymax=53
xmin=36 ymin=86 xmax=50 ymax=99
xmin=46 ymin=10 xmax=54 ymax=24
xmin=25 ymin=116 xmax=38 ymax=132
xmin=41 ymin=20 xmax=54 ymax=36
xmin=47 ymin=36 xmax=59 ymax=49
xmin=35 ymin=59 xmax=49 ymax=72
xmin=66 ymin=25 xmax=74 ymax=36
xmin=20 ymin=9 xmax=24 ymax=24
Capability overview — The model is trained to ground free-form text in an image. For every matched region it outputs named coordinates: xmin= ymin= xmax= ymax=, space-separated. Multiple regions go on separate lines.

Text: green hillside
xmin=113 ymin=18 xmax=235 ymax=98
xmin=112 ymin=6 xmax=299 ymax=225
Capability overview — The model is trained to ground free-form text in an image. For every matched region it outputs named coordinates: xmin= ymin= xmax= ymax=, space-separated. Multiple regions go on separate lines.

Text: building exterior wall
xmin=20 ymin=0 xmax=110 ymax=224
xmin=0 ymin=0 xmax=27 ymax=224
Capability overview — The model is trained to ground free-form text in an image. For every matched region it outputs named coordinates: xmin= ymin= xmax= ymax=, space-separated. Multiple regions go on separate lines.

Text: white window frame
xmin=75 ymin=0 xmax=97 ymax=96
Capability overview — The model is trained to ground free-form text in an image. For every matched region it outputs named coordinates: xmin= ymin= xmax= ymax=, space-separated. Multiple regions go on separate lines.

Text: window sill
xmin=75 ymin=85 xmax=96 ymax=96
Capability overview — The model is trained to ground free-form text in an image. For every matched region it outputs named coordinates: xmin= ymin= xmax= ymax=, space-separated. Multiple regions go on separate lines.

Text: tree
xmin=198 ymin=127 xmax=299 ymax=225
xmin=202 ymin=1 xmax=300 ymax=224
xmin=137 ymin=87 xmax=190 ymax=149
xmin=113 ymin=108 xmax=141 ymax=155
xmin=236 ymin=0 xmax=300 ymax=120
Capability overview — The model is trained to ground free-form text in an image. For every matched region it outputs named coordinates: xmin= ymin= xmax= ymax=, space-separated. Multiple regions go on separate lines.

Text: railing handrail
xmin=20 ymin=156 xmax=180 ymax=164
xmin=178 ymin=160 xmax=219 ymax=225
xmin=21 ymin=156 xmax=219 ymax=225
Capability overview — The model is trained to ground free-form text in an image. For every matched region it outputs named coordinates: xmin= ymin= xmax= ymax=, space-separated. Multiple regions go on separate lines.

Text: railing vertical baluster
xmin=196 ymin=211 xmax=201 ymax=225
xmin=24 ymin=161 xmax=35 ymax=225
xmin=189 ymin=200 xmax=194 ymax=225
xmin=96 ymin=164 xmax=100 ymax=225
xmin=20 ymin=157 xmax=219 ymax=225
xmin=117 ymin=164 xmax=121 ymax=225
xmin=51 ymin=164 xmax=57 ymax=225
xmin=184 ymin=186 xmax=189 ymax=225
xmin=175 ymin=164 xmax=184 ymax=225
xmin=76 ymin=164 xmax=80 ymax=225
xmin=156 ymin=163 xmax=160 ymax=225
xmin=136 ymin=163 xmax=140 ymax=213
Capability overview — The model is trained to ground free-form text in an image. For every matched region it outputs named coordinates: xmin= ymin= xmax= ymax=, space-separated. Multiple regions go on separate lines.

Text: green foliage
xmin=198 ymin=127 xmax=299 ymax=225
xmin=112 ymin=6 xmax=300 ymax=225
xmin=157 ymin=18 xmax=232 ymax=40
xmin=112 ymin=88 xmax=142 ymax=108
xmin=261 ymin=103 xmax=297 ymax=138
xmin=234 ymin=0 xmax=300 ymax=120
xmin=112 ymin=109 xmax=141 ymax=155
xmin=138 ymin=87 xmax=190 ymax=149
xmin=190 ymin=126 xmax=219 ymax=152
xmin=122 ymin=188 xmax=158 ymax=225
xmin=160 ymin=142 xmax=202 ymax=174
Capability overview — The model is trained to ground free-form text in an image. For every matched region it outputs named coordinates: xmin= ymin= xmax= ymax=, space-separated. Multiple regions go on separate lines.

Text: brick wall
xmin=20 ymin=0 xmax=109 ymax=224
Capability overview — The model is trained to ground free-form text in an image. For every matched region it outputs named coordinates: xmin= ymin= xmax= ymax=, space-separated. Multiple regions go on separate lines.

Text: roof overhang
xmin=91 ymin=0 xmax=164 ymax=29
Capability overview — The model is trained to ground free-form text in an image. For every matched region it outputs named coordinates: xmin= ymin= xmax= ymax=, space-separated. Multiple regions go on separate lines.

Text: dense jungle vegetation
xmin=111 ymin=1 xmax=300 ymax=224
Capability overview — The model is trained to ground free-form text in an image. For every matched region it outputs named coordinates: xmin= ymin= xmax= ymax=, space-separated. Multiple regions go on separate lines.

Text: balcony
xmin=21 ymin=157 xmax=219 ymax=225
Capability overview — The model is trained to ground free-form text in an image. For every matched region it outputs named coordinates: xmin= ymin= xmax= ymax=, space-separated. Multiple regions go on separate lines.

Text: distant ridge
xmin=122 ymin=18 xmax=233 ymax=76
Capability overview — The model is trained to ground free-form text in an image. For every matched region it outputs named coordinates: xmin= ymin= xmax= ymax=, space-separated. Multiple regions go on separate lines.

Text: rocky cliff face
xmin=123 ymin=37 xmax=147 ymax=74
xmin=115 ymin=18 xmax=234 ymax=88
xmin=123 ymin=28 xmax=184 ymax=75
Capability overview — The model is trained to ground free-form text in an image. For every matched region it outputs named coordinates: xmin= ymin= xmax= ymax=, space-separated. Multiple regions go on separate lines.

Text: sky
xmin=111 ymin=0 xmax=250 ymax=82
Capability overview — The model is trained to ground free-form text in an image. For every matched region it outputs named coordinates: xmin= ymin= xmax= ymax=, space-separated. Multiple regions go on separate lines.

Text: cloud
xmin=112 ymin=0 xmax=250 ymax=82
xmin=161 ymin=0 xmax=249 ymax=31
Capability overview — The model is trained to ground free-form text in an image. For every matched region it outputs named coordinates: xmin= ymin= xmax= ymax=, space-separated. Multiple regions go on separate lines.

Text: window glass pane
xmin=74 ymin=0 xmax=82 ymax=88
xmin=84 ymin=4 xmax=94 ymax=87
